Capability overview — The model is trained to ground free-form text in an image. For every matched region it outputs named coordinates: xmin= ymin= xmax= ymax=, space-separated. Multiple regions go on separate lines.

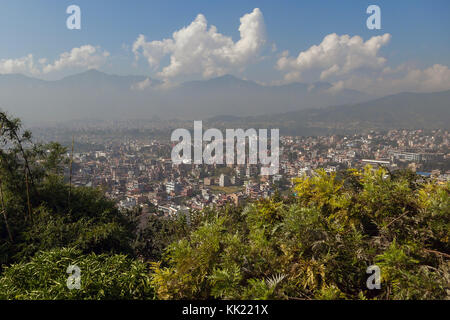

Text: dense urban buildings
xmin=33 ymin=128 xmax=449 ymax=216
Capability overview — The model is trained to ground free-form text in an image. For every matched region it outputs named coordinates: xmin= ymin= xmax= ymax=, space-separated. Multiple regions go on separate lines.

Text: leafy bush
xmin=151 ymin=167 xmax=449 ymax=300
xmin=0 ymin=248 xmax=154 ymax=300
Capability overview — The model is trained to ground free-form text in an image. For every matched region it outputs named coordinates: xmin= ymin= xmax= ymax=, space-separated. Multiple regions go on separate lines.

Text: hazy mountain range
xmin=0 ymin=69 xmax=370 ymax=124
xmin=0 ymin=69 xmax=449 ymax=133
xmin=205 ymin=90 xmax=450 ymax=135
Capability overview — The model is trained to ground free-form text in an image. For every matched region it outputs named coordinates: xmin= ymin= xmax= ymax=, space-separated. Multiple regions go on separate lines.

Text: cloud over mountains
xmin=0 ymin=8 xmax=449 ymax=96
xmin=276 ymin=33 xmax=391 ymax=82
xmin=0 ymin=45 xmax=109 ymax=76
xmin=132 ymin=8 xmax=266 ymax=79
xmin=276 ymin=32 xmax=450 ymax=95
xmin=42 ymin=45 xmax=110 ymax=74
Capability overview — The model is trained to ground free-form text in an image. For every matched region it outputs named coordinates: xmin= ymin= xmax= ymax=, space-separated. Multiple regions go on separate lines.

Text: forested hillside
xmin=0 ymin=112 xmax=448 ymax=300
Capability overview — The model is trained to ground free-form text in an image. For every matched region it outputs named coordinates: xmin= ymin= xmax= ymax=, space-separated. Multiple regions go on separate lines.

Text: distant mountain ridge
xmin=54 ymin=69 xmax=152 ymax=88
xmin=204 ymin=90 xmax=450 ymax=135
xmin=317 ymin=90 xmax=450 ymax=129
xmin=1 ymin=70 xmax=449 ymax=132
xmin=0 ymin=70 xmax=372 ymax=123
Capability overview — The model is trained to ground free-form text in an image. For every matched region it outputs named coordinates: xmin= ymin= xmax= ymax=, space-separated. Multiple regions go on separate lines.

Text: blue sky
xmin=0 ymin=0 xmax=449 ymax=94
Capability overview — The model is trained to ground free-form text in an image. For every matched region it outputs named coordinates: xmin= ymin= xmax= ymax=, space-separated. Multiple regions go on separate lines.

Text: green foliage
xmin=0 ymin=248 xmax=153 ymax=300
xmin=151 ymin=166 xmax=449 ymax=300
xmin=0 ymin=112 xmax=136 ymax=268
xmin=134 ymin=212 xmax=191 ymax=261
xmin=1 ymin=176 xmax=136 ymax=264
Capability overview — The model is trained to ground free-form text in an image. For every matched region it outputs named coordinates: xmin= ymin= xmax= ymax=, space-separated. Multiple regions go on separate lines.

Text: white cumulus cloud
xmin=131 ymin=78 xmax=152 ymax=91
xmin=132 ymin=8 xmax=266 ymax=79
xmin=276 ymin=33 xmax=391 ymax=82
xmin=396 ymin=64 xmax=450 ymax=92
xmin=0 ymin=45 xmax=109 ymax=77
xmin=275 ymin=33 xmax=450 ymax=95
xmin=42 ymin=45 xmax=110 ymax=74
xmin=0 ymin=54 xmax=40 ymax=75
xmin=341 ymin=63 xmax=450 ymax=95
